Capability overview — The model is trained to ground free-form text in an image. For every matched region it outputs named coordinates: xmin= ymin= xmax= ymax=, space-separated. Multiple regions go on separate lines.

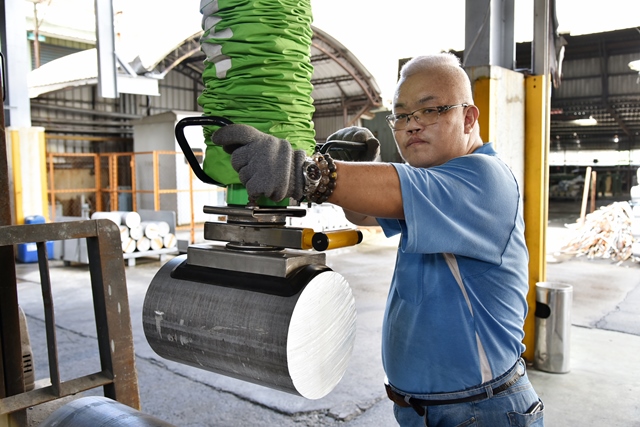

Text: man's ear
xmin=464 ymin=105 xmax=480 ymax=134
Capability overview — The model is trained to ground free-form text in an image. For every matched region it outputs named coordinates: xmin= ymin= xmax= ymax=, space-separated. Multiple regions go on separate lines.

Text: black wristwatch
xmin=302 ymin=156 xmax=322 ymax=197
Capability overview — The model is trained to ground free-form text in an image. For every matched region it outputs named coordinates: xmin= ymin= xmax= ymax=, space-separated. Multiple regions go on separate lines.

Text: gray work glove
xmin=212 ymin=124 xmax=306 ymax=202
xmin=326 ymin=126 xmax=380 ymax=162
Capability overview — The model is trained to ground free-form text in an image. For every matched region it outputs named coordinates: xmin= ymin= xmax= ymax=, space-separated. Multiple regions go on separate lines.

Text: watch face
xmin=306 ymin=163 xmax=322 ymax=181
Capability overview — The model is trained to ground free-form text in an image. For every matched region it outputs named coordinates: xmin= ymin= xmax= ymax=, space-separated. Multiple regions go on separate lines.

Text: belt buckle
xmin=385 ymin=384 xmax=425 ymax=416
xmin=494 ymin=359 xmax=525 ymax=395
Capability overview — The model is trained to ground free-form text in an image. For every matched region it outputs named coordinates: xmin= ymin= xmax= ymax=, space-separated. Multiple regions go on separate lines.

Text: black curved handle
xmin=318 ymin=140 xmax=368 ymax=162
xmin=318 ymin=140 xmax=367 ymax=154
xmin=175 ymin=116 xmax=233 ymax=186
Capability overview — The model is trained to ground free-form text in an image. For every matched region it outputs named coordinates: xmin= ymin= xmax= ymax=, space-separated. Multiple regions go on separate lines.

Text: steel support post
xmin=522 ymin=0 xmax=552 ymax=362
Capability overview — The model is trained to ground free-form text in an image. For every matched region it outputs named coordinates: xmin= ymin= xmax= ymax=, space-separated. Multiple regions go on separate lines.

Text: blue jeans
xmin=392 ymin=359 xmax=544 ymax=426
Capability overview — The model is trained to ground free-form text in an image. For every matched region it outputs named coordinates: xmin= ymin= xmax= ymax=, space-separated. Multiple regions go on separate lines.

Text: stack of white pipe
xmin=90 ymin=211 xmax=177 ymax=254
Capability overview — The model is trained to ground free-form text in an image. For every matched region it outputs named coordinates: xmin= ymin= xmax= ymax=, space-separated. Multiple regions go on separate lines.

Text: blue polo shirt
xmin=377 ymin=143 xmax=529 ymax=394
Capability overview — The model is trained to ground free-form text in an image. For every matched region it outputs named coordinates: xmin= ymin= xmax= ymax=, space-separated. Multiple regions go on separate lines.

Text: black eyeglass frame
xmin=385 ymin=103 xmax=469 ymax=130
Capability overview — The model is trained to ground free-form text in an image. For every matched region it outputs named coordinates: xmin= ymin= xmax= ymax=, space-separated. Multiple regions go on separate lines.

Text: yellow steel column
xmin=153 ymin=151 xmax=160 ymax=210
xmin=522 ymin=74 xmax=550 ymax=362
xmin=38 ymin=130 xmax=49 ymax=222
xmin=10 ymin=128 xmax=48 ymax=224
xmin=474 ymin=76 xmax=493 ymax=144
xmin=10 ymin=130 xmax=23 ymax=225
xmin=48 ymin=153 xmax=56 ymax=221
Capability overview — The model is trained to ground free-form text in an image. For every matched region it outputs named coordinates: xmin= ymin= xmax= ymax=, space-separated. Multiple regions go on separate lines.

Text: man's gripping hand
xmin=212 ymin=124 xmax=306 ymax=202
xmin=326 ymin=126 xmax=380 ymax=162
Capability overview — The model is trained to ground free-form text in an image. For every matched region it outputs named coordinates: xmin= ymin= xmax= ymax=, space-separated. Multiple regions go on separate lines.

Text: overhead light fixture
xmin=613 ymin=135 xmax=619 ymax=143
xmin=569 ymin=116 xmax=597 ymax=126
xmin=629 ymin=60 xmax=640 ymax=71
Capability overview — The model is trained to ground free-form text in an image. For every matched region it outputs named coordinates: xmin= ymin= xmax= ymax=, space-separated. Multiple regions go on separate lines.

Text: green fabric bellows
xmin=198 ymin=0 xmax=316 ymax=187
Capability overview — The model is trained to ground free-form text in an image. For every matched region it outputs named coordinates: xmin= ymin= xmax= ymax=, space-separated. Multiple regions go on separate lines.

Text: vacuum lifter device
xmin=142 ymin=116 xmax=365 ymax=399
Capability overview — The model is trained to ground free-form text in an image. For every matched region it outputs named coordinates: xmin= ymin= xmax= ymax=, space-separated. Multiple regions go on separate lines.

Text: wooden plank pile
xmin=90 ymin=211 xmax=177 ymax=254
xmin=560 ymin=201 xmax=637 ymax=263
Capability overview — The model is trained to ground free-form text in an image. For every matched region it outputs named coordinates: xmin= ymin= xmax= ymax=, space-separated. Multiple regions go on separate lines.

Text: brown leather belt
xmin=385 ymin=362 xmax=524 ymax=417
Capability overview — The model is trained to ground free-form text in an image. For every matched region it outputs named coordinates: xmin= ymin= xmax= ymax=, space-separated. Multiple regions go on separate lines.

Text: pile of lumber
xmin=560 ymin=202 xmax=637 ymax=263
xmin=90 ymin=211 xmax=177 ymax=254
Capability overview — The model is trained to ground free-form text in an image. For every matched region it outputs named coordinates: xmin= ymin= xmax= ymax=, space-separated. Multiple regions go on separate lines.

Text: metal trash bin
xmin=534 ymin=282 xmax=573 ymax=373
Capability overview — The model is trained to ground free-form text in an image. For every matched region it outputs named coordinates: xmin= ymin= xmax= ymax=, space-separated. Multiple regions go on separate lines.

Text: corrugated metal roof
xmin=515 ymin=27 xmax=640 ymax=151
xmin=27 ymin=25 xmax=383 ymax=122
xmin=28 ymin=49 xmax=99 ymax=96
xmin=27 ymin=48 xmax=160 ymax=98
xmin=309 ymin=27 xmax=382 ymax=117
xmin=150 ymin=25 xmax=383 ymax=120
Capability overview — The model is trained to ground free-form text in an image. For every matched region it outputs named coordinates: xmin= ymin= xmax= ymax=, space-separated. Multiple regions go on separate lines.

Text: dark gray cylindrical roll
xmin=142 ymin=255 xmax=356 ymax=399
xmin=38 ymin=396 xmax=176 ymax=427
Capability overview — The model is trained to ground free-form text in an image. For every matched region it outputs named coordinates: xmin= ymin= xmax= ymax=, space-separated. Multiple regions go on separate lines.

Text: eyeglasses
xmin=385 ymin=104 xmax=469 ymax=130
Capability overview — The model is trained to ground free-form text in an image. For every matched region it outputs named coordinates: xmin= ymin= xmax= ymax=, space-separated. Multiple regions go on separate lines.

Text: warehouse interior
xmin=1 ymin=0 xmax=640 ymax=426
xmin=12 ymin=9 xmax=640 ymax=219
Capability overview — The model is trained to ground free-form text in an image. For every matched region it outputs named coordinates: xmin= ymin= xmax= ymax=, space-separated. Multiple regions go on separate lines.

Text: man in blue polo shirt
xmin=213 ymin=52 xmax=544 ymax=426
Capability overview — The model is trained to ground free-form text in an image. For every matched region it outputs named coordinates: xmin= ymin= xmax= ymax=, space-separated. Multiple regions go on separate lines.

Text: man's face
xmin=391 ymin=71 xmax=473 ymax=168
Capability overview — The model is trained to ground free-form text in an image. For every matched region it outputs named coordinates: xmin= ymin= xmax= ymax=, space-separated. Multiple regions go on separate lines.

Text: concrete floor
xmin=13 ymin=199 xmax=640 ymax=426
